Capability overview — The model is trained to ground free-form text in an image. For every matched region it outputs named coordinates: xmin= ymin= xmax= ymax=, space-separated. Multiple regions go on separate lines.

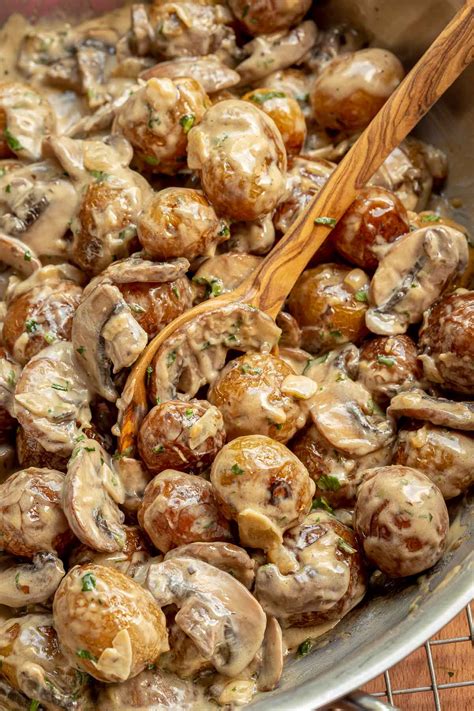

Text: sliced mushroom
xmin=130 ymin=3 xmax=154 ymax=56
xmin=388 ymin=389 xmax=474 ymax=431
xmin=0 ymin=234 xmax=41 ymax=277
xmin=145 ymin=557 xmax=267 ymax=677
xmin=366 ymin=225 xmax=468 ymax=335
xmin=72 ymin=281 xmax=147 ymax=401
xmin=14 ymin=342 xmax=92 ymax=455
xmin=0 ymin=552 xmax=65 ymax=607
xmin=141 ymin=55 xmax=240 ymax=94
xmin=44 ymin=134 xmax=135 ymax=182
xmin=255 ymin=616 xmax=284 ymax=692
xmin=192 ymin=253 xmax=263 ymax=302
xmin=62 ymin=436 xmax=127 ymax=552
xmin=77 ymin=44 xmax=110 ymax=109
xmin=228 ymin=215 xmax=276 ymax=256
xmin=165 ymin=542 xmax=256 ymax=589
xmin=237 ymin=22 xmax=318 ymax=85
xmin=100 ymin=255 xmax=190 ymax=284
xmin=5 ymin=263 xmax=86 ymax=305
xmin=114 ymin=456 xmax=153 ymax=513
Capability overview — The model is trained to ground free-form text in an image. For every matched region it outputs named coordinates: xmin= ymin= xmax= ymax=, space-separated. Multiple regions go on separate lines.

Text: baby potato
xmin=138 ymin=469 xmax=232 ymax=553
xmin=358 ymin=335 xmax=421 ymax=405
xmin=229 ymin=0 xmax=312 ymax=35
xmin=3 ymin=280 xmax=82 ymax=365
xmin=53 ymin=564 xmax=169 ymax=682
xmin=0 ymin=468 xmax=72 ymax=557
xmin=114 ymin=77 xmax=210 ymax=175
xmin=333 ymin=186 xmax=409 ymax=270
xmin=210 ymin=435 xmax=314 ymax=550
xmin=310 ymin=49 xmax=404 ymax=132
xmin=419 ymin=290 xmax=474 ymax=395
xmin=208 ymin=353 xmax=306 ymax=442
xmin=243 ymin=88 xmax=306 ymax=155
xmin=394 ymin=424 xmax=474 ymax=500
xmin=287 ymin=263 xmax=370 ymax=353
xmin=187 ymin=99 xmax=287 ymax=220
xmin=138 ymin=400 xmax=226 ymax=473
xmin=118 ymin=277 xmax=193 ymax=338
xmin=137 ymin=187 xmax=229 ymax=260
xmin=16 ymin=426 xmax=69 ymax=472
xmin=354 ymin=465 xmax=449 ymax=577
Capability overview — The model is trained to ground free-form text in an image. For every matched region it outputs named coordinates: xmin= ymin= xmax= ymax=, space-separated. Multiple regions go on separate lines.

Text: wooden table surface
xmin=361 ymin=605 xmax=473 ymax=710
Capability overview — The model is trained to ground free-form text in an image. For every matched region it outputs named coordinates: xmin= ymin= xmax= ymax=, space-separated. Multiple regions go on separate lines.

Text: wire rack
xmin=359 ymin=604 xmax=474 ymax=710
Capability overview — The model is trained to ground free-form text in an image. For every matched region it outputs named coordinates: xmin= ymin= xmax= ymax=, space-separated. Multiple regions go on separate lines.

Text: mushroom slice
xmin=62 ymin=437 xmax=127 ymax=552
xmin=0 ymin=233 xmax=41 ymax=277
xmin=100 ymin=255 xmax=190 ymax=284
xmin=0 ymin=680 xmax=30 ymax=711
xmin=255 ymin=616 xmax=283 ymax=692
xmin=141 ymin=55 xmax=240 ymax=93
xmin=366 ymin=226 xmax=468 ymax=335
xmin=145 ymin=557 xmax=266 ymax=677
xmin=388 ymin=389 xmax=474 ymax=431
xmin=72 ymin=282 xmax=147 ymax=401
xmin=14 ymin=342 xmax=92 ymax=455
xmin=77 ymin=44 xmax=109 ymax=109
xmin=165 ymin=542 xmax=255 ymax=589
xmin=0 ymin=552 xmax=65 ymax=607
xmin=237 ymin=21 xmax=318 ymax=85
xmin=114 ymin=456 xmax=152 ymax=513
xmin=308 ymin=379 xmax=396 ymax=456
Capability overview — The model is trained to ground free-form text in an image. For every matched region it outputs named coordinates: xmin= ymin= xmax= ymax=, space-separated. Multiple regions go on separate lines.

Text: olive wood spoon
xmin=119 ymin=1 xmax=474 ymax=453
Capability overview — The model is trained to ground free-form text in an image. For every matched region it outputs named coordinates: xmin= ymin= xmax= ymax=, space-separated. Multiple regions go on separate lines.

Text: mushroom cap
xmin=165 ymin=541 xmax=255 ymax=589
xmin=388 ymin=389 xmax=474 ymax=431
xmin=0 ymin=552 xmax=65 ymax=607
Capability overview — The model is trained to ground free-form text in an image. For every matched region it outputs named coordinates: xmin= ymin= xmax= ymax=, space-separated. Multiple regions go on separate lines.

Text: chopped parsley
xmin=297 ymin=639 xmax=313 ymax=657
xmin=89 ymin=169 xmax=109 ymax=182
xmin=81 ymin=573 xmax=96 ymax=592
xmin=201 ymin=341 xmax=211 ymax=350
xmin=192 ymin=275 xmax=223 ymax=298
xmin=146 ymin=365 xmax=153 ymax=384
xmin=218 ymin=224 xmax=230 ymax=238
xmin=29 ymin=701 xmax=40 ymax=711
xmin=377 ymin=355 xmax=396 ymax=367
xmin=311 ymin=497 xmax=333 ymax=514
xmin=44 ymin=332 xmax=55 ymax=344
xmin=51 ymin=382 xmax=69 ymax=392
xmin=130 ymin=303 xmax=146 ymax=313
xmin=118 ymin=226 xmax=137 ymax=241
xmin=24 ymin=249 xmax=32 ymax=261
xmin=420 ymin=213 xmax=441 ymax=223
xmin=249 ymin=90 xmax=286 ymax=105
xmin=152 ymin=444 xmax=164 ymax=454
xmin=15 ymin=572 xmax=21 ymax=590
xmin=314 ymin=216 xmax=337 ymax=228
xmin=354 ymin=289 xmax=369 ymax=303
xmin=5 ymin=183 xmax=11 ymax=193
xmin=166 ymin=350 xmax=177 ymax=366
xmin=179 ymin=114 xmax=195 ymax=134
xmin=240 ymin=364 xmax=262 ymax=375
xmin=25 ymin=318 xmax=39 ymax=333
xmin=76 ymin=649 xmax=97 ymax=662
xmin=185 ymin=408 xmax=194 ymax=418
xmin=4 ymin=128 xmax=23 ymax=152
xmin=337 ymin=537 xmax=356 ymax=555
xmin=144 ymin=155 xmax=160 ymax=166
xmin=76 ymin=346 xmax=86 ymax=355
xmin=329 ymin=329 xmax=342 ymax=339
xmin=231 ymin=464 xmax=244 ymax=476
xmin=318 ymin=475 xmax=341 ymax=492
xmin=6 ymin=370 xmax=16 ymax=389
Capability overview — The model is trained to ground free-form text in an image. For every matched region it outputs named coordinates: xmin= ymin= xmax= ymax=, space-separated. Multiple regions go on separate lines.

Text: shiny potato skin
xmin=229 ymin=0 xmax=312 ymax=35
xmin=358 ymin=335 xmax=421 ymax=405
xmin=16 ymin=426 xmax=69 ymax=472
xmin=137 ymin=188 xmax=229 ymax=260
xmin=354 ymin=465 xmax=449 ymax=577
xmin=3 ymin=281 xmax=82 ymax=366
xmin=53 ymin=564 xmax=169 ymax=682
xmin=114 ymin=77 xmax=210 ymax=175
xmin=138 ymin=400 xmax=226 ymax=473
xmin=243 ymin=88 xmax=306 ymax=155
xmin=419 ymin=291 xmax=474 ymax=395
xmin=0 ymin=105 xmax=11 ymax=158
xmin=333 ymin=186 xmax=409 ymax=270
xmin=138 ymin=469 xmax=232 ymax=553
xmin=310 ymin=49 xmax=404 ymax=132
xmin=394 ymin=425 xmax=474 ymax=500
xmin=208 ymin=353 xmax=303 ymax=443
xmin=118 ymin=277 xmax=193 ymax=338
xmin=0 ymin=468 xmax=73 ymax=557
xmin=287 ymin=263 xmax=370 ymax=353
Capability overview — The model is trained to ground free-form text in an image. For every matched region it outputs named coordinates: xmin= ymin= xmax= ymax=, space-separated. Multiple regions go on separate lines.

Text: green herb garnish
xmin=25 ymin=318 xmax=38 ymax=333
xmin=354 ymin=289 xmax=369 ymax=303
xmin=51 ymin=382 xmax=69 ymax=391
xmin=314 ymin=216 xmax=337 ymax=228
xmin=231 ymin=464 xmax=244 ymax=476
xmin=249 ymin=90 xmax=286 ymax=105
xmin=4 ymin=128 xmax=23 ymax=152
xmin=297 ymin=639 xmax=313 ymax=657
xmin=377 ymin=355 xmax=396 ymax=367
xmin=76 ymin=649 xmax=97 ymax=662
xmin=81 ymin=573 xmax=96 ymax=592
xmin=318 ymin=475 xmax=341 ymax=492
xmin=179 ymin=114 xmax=195 ymax=134
xmin=421 ymin=213 xmax=441 ymax=223
xmin=337 ymin=537 xmax=356 ymax=555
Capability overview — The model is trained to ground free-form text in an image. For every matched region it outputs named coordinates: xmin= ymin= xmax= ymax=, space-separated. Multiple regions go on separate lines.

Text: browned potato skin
xmin=333 ymin=186 xmax=409 ymax=270
xmin=358 ymin=335 xmax=421 ymax=405
xmin=229 ymin=0 xmax=312 ymax=35
xmin=69 ymin=525 xmax=153 ymax=579
xmin=394 ymin=424 xmax=474 ymax=500
xmin=138 ymin=400 xmax=226 ymax=473
xmin=354 ymin=465 xmax=449 ymax=578
xmin=16 ymin=426 xmax=70 ymax=472
xmin=243 ymin=88 xmax=306 ymax=155
xmin=419 ymin=291 xmax=474 ymax=395
xmin=0 ymin=106 xmax=12 ymax=159
xmin=0 ymin=468 xmax=73 ymax=557
xmin=310 ymin=49 xmax=404 ymax=132
xmin=53 ymin=564 xmax=169 ymax=682
xmin=118 ymin=277 xmax=193 ymax=338
xmin=3 ymin=281 xmax=82 ymax=365
xmin=137 ymin=188 xmax=229 ymax=260
xmin=138 ymin=470 xmax=232 ymax=553
xmin=208 ymin=353 xmax=303 ymax=443
xmin=287 ymin=263 xmax=370 ymax=353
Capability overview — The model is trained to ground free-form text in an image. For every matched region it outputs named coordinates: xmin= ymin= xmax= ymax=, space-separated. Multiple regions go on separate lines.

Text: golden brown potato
xmin=287 ymin=263 xmax=370 ymax=353
xmin=210 ymin=435 xmax=314 ymax=550
xmin=394 ymin=425 xmax=474 ymax=500
xmin=137 ymin=188 xmax=229 ymax=260
xmin=419 ymin=290 xmax=474 ymax=395
xmin=114 ymin=77 xmax=210 ymax=174
xmin=229 ymin=0 xmax=312 ymax=35
xmin=243 ymin=88 xmax=306 ymax=155
xmin=53 ymin=564 xmax=169 ymax=682
xmin=0 ymin=82 xmax=55 ymax=160
xmin=138 ymin=469 xmax=232 ymax=553
xmin=16 ymin=426 xmax=69 ymax=472
xmin=138 ymin=400 xmax=226 ymax=473
xmin=333 ymin=186 xmax=409 ymax=270
xmin=187 ymin=99 xmax=287 ymax=220
xmin=310 ymin=49 xmax=404 ymax=132
xmin=118 ymin=277 xmax=193 ymax=338
xmin=208 ymin=353 xmax=306 ymax=442
xmin=354 ymin=465 xmax=449 ymax=577
xmin=358 ymin=335 xmax=421 ymax=404
xmin=0 ymin=468 xmax=73 ymax=557
xmin=3 ymin=280 xmax=82 ymax=365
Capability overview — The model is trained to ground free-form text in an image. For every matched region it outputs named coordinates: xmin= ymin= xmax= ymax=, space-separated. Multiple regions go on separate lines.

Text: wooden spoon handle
xmin=243 ymin=1 xmax=474 ymax=318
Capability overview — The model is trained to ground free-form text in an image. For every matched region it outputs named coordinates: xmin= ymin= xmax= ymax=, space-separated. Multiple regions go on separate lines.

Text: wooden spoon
xmin=119 ymin=1 xmax=474 ymax=453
